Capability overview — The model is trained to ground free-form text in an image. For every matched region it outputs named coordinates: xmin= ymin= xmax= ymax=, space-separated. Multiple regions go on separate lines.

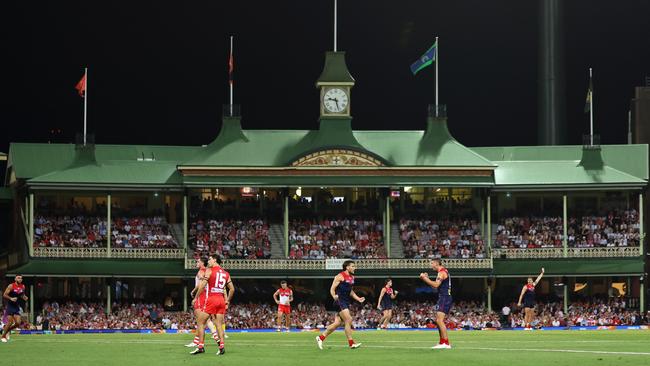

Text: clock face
xmin=323 ymin=88 xmax=349 ymax=113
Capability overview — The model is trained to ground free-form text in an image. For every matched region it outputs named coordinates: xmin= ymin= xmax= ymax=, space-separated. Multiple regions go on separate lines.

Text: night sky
xmin=3 ymin=0 xmax=650 ymax=154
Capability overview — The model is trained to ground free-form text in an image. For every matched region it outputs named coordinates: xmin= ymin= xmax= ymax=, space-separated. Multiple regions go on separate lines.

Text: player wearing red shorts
xmin=273 ymin=280 xmax=293 ymax=332
xmin=192 ymin=254 xmax=234 ymax=356
xmin=185 ymin=257 xmax=220 ymax=348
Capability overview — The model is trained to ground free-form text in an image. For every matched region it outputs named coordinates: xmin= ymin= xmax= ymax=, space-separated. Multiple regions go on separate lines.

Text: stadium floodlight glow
xmin=403 ymin=186 xmax=412 ymax=192
xmin=296 ymin=187 xmax=302 ymax=197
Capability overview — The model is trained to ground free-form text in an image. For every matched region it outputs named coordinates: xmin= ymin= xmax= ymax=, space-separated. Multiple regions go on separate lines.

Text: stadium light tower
xmin=538 ymin=0 xmax=566 ymax=145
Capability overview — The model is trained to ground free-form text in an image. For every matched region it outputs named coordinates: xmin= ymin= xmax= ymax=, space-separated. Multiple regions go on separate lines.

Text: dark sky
xmin=3 ymin=0 xmax=650 ymax=154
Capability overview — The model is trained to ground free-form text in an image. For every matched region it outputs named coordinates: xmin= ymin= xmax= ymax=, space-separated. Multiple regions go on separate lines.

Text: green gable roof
xmin=471 ymin=145 xmax=648 ymax=189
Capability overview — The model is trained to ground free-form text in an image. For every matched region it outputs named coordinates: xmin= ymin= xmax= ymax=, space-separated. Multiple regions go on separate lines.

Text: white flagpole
xmin=435 ymin=36 xmax=439 ymax=116
xmin=84 ymin=67 xmax=88 ymax=145
xmin=230 ymin=36 xmax=234 ymax=107
xmin=334 ymin=0 xmax=337 ymax=52
xmin=589 ymin=67 xmax=594 ymax=145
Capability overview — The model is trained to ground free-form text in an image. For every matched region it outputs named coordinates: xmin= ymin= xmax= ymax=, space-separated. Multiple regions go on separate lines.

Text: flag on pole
xmin=410 ymin=41 xmax=437 ymax=75
xmin=584 ymin=76 xmax=592 ymax=113
xmin=75 ymin=73 xmax=87 ymax=97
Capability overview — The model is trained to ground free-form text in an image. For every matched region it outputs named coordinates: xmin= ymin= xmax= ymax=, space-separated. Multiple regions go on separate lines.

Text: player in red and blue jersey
xmin=316 ymin=260 xmax=364 ymax=350
xmin=376 ymin=278 xmax=398 ymax=329
xmin=517 ymin=267 xmax=544 ymax=330
xmin=1 ymin=275 xmax=28 ymax=343
xmin=273 ymin=280 xmax=293 ymax=332
xmin=420 ymin=259 xmax=452 ymax=349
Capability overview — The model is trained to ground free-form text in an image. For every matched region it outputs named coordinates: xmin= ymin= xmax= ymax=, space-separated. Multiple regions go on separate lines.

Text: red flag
xmin=75 ymin=73 xmax=86 ymax=97
xmin=228 ymin=52 xmax=234 ymax=85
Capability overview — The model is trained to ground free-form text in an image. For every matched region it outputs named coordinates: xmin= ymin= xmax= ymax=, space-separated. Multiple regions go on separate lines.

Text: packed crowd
xmin=288 ymin=218 xmax=386 ymax=259
xmin=189 ymin=218 xmax=272 ymax=259
xmin=34 ymin=216 xmax=108 ymax=248
xmin=495 ymin=210 xmax=640 ymax=249
xmin=34 ymin=216 xmax=179 ymax=248
xmin=399 ymin=218 xmax=486 ymax=259
xmin=11 ymin=299 xmax=644 ymax=331
xmin=29 ymin=301 xmax=194 ymax=331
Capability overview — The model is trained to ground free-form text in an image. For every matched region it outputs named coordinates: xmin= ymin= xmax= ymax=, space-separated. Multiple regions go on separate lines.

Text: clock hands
xmin=326 ymin=97 xmax=340 ymax=110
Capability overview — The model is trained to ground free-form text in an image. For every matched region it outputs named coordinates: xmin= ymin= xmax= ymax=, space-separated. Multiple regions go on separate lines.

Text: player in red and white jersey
xmin=185 ymin=257 xmax=220 ymax=348
xmin=273 ymin=280 xmax=293 ymax=332
xmin=192 ymin=254 xmax=234 ymax=356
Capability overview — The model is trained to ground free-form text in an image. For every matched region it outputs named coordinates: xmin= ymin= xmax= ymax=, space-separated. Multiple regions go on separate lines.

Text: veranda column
xmin=563 ymin=284 xmax=569 ymax=316
xmin=284 ymin=195 xmax=289 ymax=257
xmin=385 ymin=195 xmax=391 ymax=256
xmin=639 ymin=193 xmax=645 ymax=257
xmin=485 ymin=278 xmax=492 ymax=312
xmin=563 ymin=194 xmax=568 ymax=258
xmin=107 ymin=194 xmax=112 ymax=258
xmin=183 ymin=194 xmax=188 ymax=251
xmin=29 ymin=192 xmax=34 ymax=256
xmin=106 ymin=283 xmax=111 ymax=315
xmin=640 ymin=277 xmax=645 ymax=313
xmin=183 ymin=284 xmax=188 ymax=312
xmin=29 ymin=283 xmax=34 ymax=323
xmin=487 ymin=195 xmax=492 ymax=254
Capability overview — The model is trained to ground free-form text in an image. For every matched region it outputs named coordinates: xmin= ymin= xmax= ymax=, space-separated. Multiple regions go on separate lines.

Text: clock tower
xmin=317 ymin=51 xmax=355 ymax=118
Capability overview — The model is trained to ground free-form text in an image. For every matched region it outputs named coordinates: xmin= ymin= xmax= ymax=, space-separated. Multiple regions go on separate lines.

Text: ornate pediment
xmin=291 ymin=149 xmax=384 ymax=167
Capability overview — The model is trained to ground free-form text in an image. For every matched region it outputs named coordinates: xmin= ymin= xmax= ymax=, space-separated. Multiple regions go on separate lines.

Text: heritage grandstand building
xmin=1 ymin=51 xmax=647 ymax=320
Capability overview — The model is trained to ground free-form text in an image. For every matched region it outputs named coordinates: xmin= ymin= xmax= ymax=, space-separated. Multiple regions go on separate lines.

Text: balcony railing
xmin=33 ymin=247 xmax=185 ymax=259
xmin=184 ymin=258 xmax=492 ymax=270
xmin=492 ymin=247 xmax=640 ymax=259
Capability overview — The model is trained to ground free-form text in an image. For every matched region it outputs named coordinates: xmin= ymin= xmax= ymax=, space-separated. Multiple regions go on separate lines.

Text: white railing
xmin=110 ymin=248 xmax=186 ymax=259
xmin=492 ymin=246 xmax=641 ymax=259
xmin=184 ymin=258 xmax=492 ymax=270
xmin=33 ymin=247 xmax=185 ymax=259
xmin=33 ymin=247 xmax=109 ymax=258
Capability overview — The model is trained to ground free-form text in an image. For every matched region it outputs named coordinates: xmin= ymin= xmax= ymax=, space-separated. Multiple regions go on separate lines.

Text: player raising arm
xmin=517 ymin=267 xmax=544 ymax=330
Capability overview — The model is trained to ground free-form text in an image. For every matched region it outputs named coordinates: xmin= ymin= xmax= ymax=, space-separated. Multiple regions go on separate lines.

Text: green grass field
xmin=1 ymin=330 xmax=650 ymax=366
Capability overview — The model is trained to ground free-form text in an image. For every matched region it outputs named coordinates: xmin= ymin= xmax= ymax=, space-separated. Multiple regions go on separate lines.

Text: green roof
xmin=471 ymin=145 xmax=649 ymax=189
xmin=5 ymin=117 xmax=648 ymax=189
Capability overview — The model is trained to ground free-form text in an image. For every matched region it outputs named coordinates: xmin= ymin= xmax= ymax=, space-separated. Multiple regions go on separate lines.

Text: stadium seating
xmin=189 ymin=218 xmax=271 ymax=259
xmin=288 ymin=218 xmax=386 ymax=259
xmin=399 ymin=218 xmax=486 ymax=259
xmin=34 ymin=215 xmax=179 ymax=248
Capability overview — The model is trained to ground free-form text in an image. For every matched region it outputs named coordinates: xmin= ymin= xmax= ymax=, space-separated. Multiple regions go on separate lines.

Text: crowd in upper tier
xmin=399 ymin=218 xmax=485 ymax=259
xmin=495 ymin=210 xmax=640 ymax=248
xmin=288 ymin=218 xmax=386 ymax=259
xmin=34 ymin=216 xmax=179 ymax=249
xmin=189 ymin=218 xmax=272 ymax=259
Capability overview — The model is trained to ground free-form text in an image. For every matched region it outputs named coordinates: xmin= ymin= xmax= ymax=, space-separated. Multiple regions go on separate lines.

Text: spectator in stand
xmin=189 ymin=218 xmax=271 ymax=259
xmin=288 ymin=218 xmax=385 ymax=259
xmin=399 ymin=218 xmax=484 ymax=259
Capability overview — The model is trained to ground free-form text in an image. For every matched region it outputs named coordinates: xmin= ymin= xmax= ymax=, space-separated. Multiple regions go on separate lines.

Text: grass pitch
xmin=1 ymin=330 xmax=649 ymax=366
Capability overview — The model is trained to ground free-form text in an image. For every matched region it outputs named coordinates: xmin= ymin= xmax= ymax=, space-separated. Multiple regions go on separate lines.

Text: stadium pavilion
xmin=1 ymin=51 xmax=647 ymax=322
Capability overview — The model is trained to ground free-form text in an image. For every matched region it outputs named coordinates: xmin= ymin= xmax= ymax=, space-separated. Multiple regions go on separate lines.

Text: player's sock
xmin=193 ymin=336 xmax=199 ymax=345
xmin=219 ymin=340 xmax=225 ymax=349
xmin=348 ymin=339 xmax=355 ymax=347
xmin=198 ymin=342 xmax=204 ymax=349
xmin=212 ymin=332 xmax=219 ymax=342
xmin=319 ymin=334 xmax=326 ymax=341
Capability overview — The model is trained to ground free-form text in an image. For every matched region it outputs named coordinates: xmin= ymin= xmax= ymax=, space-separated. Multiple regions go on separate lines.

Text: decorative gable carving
xmin=291 ymin=149 xmax=384 ymax=167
